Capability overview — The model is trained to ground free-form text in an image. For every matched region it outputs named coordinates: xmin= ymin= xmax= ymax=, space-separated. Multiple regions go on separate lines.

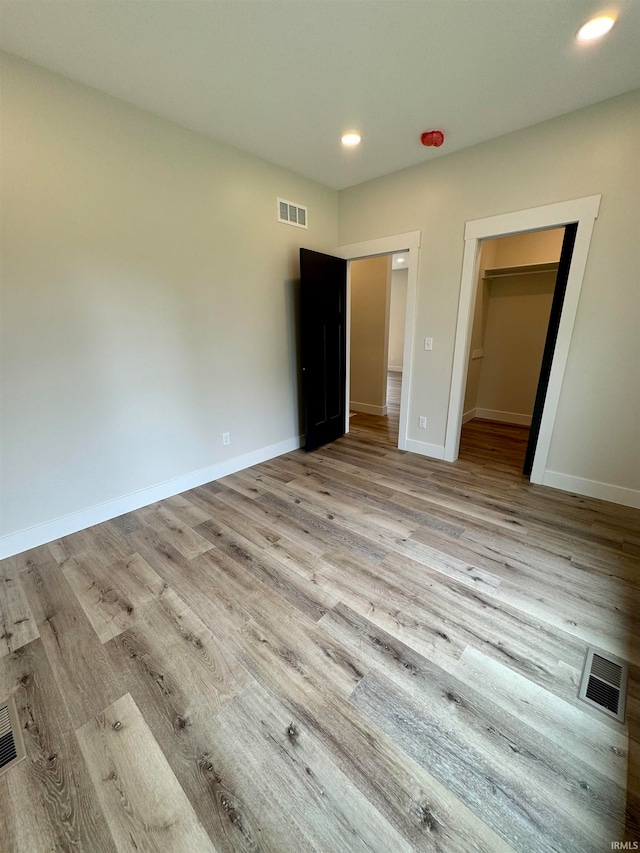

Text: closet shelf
xmin=483 ymin=261 xmax=559 ymax=279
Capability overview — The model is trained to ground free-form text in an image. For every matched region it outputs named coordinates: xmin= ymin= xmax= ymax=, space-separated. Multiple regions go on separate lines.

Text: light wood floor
xmin=1 ymin=389 xmax=639 ymax=851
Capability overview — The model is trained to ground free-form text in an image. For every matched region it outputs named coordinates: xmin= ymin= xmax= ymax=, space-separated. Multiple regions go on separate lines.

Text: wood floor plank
xmin=104 ymin=591 xmax=259 ymax=851
xmin=111 ymin=584 xmax=252 ymax=720
xmin=394 ymin=531 xmax=503 ymax=591
xmin=191 ymin=548 xmax=371 ymax=702
xmin=137 ymin=503 xmax=215 ymax=561
xmin=61 ymin=551 xmax=168 ymax=643
xmin=351 ymin=667 xmax=624 ymax=853
xmin=162 ymin=493 xmax=214 ymax=527
xmin=452 ymin=645 xmax=628 ymax=783
xmin=410 ymin=525 xmax=640 ymax=659
xmin=127 ymin=527 xmax=252 ymax=640
xmin=49 ymin=520 xmax=135 ymax=571
xmin=371 ymin=469 xmax=534 ymax=534
xmin=0 ymin=778 xmax=17 ymax=851
xmin=628 ymin=735 xmax=640 ymax=838
xmin=290 ymin=463 xmax=468 ymax=540
xmin=317 ymin=547 xmax=587 ymax=705
xmin=322 ymin=603 xmax=629 ymax=805
xmin=191 ymin=490 xmax=283 ymax=552
xmin=226 ymin=609 xmax=514 ymax=852
xmin=0 ymin=544 xmax=57 ymax=578
xmin=196 ymin=483 xmax=327 ymax=557
xmin=207 ymin=680 xmax=415 ymax=852
xmin=416 ymin=521 xmax=640 ymax=605
xmin=252 ymin=476 xmax=409 ymax=557
xmin=194 ymin=518 xmax=339 ymax=623
xmin=0 ymin=571 xmax=39 ymax=655
xmin=77 ymin=692 xmax=216 ymax=852
xmin=0 ymin=639 xmax=117 ymax=852
xmin=460 ymin=518 xmax=640 ymax=591
xmin=257 ymin=491 xmax=388 ymax=563
xmin=105 ymin=511 xmax=144 ymax=536
xmin=1 ymin=385 xmax=636 ymax=852
xmin=20 ymin=548 xmax=127 ymax=728
xmin=257 ymin=471 xmax=420 ymax=540
xmin=235 ymin=611 xmax=368 ymax=703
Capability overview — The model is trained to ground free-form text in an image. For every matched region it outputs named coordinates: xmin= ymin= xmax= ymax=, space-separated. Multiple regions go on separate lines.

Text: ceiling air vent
xmin=0 ymin=697 xmax=26 ymax=777
xmin=578 ymin=647 xmax=628 ymax=722
xmin=278 ymin=198 xmax=308 ymax=229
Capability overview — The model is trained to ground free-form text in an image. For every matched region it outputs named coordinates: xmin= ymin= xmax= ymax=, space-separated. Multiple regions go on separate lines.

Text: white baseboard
xmin=350 ymin=401 xmax=388 ymax=416
xmin=404 ymin=438 xmax=446 ymax=460
xmin=475 ymin=408 xmax=532 ymax=426
xmin=0 ymin=435 xmax=303 ymax=559
xmin=541 ymin=470 xmax=640 ymax=509
xmin=387 ymin=365 xmax=403 ymax=373
xmin=462 ymin=408 xmax=476 ymax=424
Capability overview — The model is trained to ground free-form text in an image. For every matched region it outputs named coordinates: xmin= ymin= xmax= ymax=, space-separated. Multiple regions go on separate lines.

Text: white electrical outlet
xmin=222 ymin=432 xmax=231 ymax=446
xmin=424 ymin=337 xmax=433 ymax=351
xmin=418 ymin=416 xmax=427 ymax=429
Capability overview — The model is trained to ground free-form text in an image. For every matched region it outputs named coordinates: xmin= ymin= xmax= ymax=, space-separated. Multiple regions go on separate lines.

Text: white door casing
xmin=444 ymin=195 xmax=601 ymax=484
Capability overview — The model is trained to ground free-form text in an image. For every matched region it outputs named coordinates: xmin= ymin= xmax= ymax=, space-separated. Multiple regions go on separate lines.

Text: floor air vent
xmin=578 ymin=647 xmax=628 ymax=722
xmin=0 ymin=697 xmax=26 ymax=777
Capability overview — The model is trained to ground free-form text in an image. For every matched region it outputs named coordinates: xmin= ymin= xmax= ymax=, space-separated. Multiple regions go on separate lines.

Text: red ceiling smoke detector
xmin=421 ymin=130 xmax=445 ymax=147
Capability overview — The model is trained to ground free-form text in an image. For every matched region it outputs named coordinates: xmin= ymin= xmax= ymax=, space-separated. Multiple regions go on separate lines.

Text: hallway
xmin=348 ymin=371 xmax=401 ymax=447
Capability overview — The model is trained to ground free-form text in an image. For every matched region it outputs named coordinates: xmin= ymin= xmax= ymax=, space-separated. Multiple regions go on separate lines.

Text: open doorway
xmin=339 ymin=229 xmax=420 ymax=452
xmin=444 ymin=195 xmax=600 ymax=486
xmin=299 ymin=231 xmax=419 ymax=454
xmin=460 ymin=227 xmax=565 ymax=475
xmin=348 ymin=252 xmax=408 ymax=448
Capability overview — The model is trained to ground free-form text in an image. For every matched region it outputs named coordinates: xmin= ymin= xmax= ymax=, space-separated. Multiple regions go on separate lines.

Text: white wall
xmin=0 ymin=52 xmax=338 ymax=548
xmin=387 ymin=268 xmax=407 ymax=371
xmin=349 ymin=255 xmax=390 ymax=413
xmin=339 ymin=90 xmax=640 ymax=499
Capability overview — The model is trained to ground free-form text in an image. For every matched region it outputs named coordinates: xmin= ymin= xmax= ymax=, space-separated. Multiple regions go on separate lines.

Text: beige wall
xmin=464 ymin=229 xmax=562 ymax=420
xmin=476 ymin=272 xmax=555 ymax=419
xmin=486 ymin=228 xmax=564 ymax=268
xmin=339 ymin=90 xmax=640 ymax=494
xmin=349 ymin=255 xmax=391 ymax=412
xmin=0 ymin=52 xmax=338 ymax=539
xmin=387 ymin=268 xmax=407 ymax=371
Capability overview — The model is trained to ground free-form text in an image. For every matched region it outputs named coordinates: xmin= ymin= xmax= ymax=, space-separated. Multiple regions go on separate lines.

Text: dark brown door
xmin=300 ymin=248 xmax=347 ymax=452
xmin=523 ymin=223 xmax=578 ymax=476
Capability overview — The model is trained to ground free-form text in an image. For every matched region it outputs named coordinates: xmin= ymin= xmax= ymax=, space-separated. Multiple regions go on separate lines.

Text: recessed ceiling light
xmin=341 ymin=132 xmax=361 ymax=147
xmin=577 ymin=15 xmax=615 ymax=41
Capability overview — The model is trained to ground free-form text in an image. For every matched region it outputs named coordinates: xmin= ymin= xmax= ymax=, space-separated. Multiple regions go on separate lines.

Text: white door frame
xmin=338 ymin=231 xmax=421 ymax=451
xmin=444 ymin=195 xmax=601 ymax=483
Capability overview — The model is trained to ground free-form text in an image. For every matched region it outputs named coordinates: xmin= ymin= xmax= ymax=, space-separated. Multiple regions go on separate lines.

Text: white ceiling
xmin=1 ymin=1 xmax=639 ymax=190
